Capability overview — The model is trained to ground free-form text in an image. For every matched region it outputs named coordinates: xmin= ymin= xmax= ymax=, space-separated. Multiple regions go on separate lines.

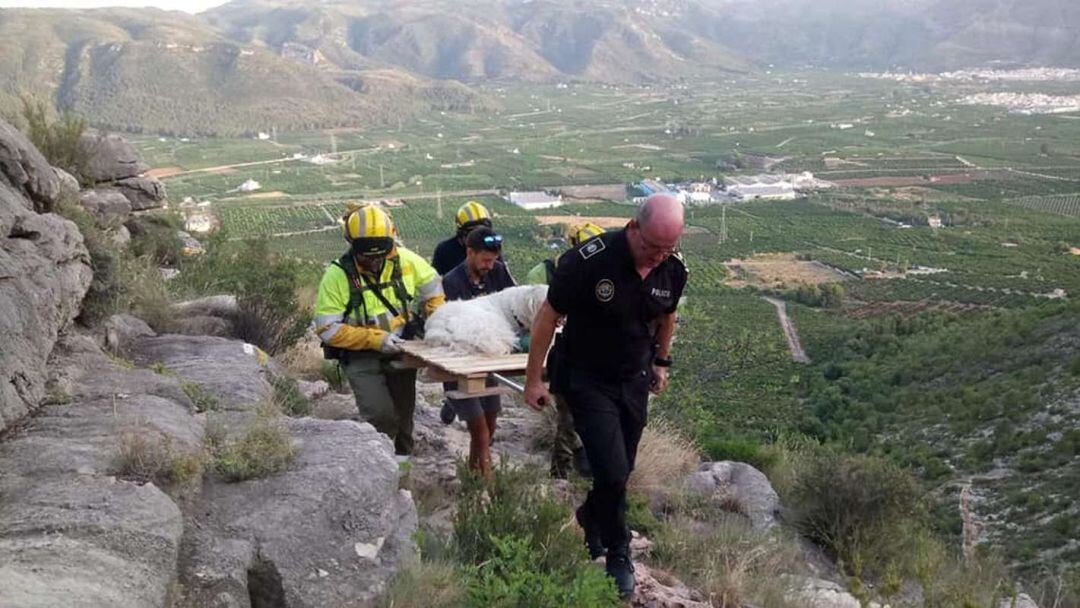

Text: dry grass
xmin=211 ymin=402 xmax=295 ymax=482
xmin=651 ymin=512 xmax=805 ymax=608
xmin=723 ymin=252 xmax=847 ymax=290
xmin=379 ymin=561 xmax=465 ymax=608
xmin=628 ymin=418 xmax=700 ymax=496
xmin=114 ymin=424 xmax=206 ymax=493
xmin=526 ymin=402 xmax=560 ymax=452
xmin=276 ymin=335 xmax=325 ymax=380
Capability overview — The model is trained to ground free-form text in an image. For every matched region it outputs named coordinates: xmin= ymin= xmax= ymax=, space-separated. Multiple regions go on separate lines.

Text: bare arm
xmin=524 ymin=301 xmax=560 ymax=410
xmin=651 ymin=312 xmax=678 ymax=394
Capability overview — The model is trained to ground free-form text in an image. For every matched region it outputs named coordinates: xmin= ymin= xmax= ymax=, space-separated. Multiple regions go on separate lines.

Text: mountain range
xmin=1 ymin=0 xmax=1078 ymax=135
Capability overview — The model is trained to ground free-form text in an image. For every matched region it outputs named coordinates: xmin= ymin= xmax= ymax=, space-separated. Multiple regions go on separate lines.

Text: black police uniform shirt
xmin=432 ymin=236 xmax=467 ymax=276
xmin=433 ymin=236 xmax=507 ymax=277
xmin=442 ymin=260 xmax=516 ymax=302
xmin=547 ymin=228 xmax=687 ymax=382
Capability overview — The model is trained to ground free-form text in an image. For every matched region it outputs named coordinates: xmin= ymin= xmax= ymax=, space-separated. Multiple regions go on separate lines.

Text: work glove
xmin=515 ymin=334 xmax=531 ymax=353
xmin=379 ymin=333 xmax=405 ymax=354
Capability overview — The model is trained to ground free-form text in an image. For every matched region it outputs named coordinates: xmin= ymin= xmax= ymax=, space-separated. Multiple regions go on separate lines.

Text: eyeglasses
xmin=483 ymin=234 xmax=503 ymax=246
xmin=637 ymin=230 xmax=678 ymax=256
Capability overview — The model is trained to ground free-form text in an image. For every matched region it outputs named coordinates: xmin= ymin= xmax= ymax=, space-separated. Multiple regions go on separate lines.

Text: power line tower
xmin=718 ymin=204 xmax=728 ymax=244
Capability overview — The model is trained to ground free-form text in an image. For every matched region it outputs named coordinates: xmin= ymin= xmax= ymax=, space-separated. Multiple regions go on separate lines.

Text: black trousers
xmin=564 ymin=370 xmax=650 ymax=553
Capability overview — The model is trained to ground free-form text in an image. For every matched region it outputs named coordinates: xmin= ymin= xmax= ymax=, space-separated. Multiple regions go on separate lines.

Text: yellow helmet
xmin=568 ymin=221 xmax=605 ymax=247
xmin=343 ymin=204 xmax=396 ymax=258
xmin=455 ymin=200 xmax=492 ymax=230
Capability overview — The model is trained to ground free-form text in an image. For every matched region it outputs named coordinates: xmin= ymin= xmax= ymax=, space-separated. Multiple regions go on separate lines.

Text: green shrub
xmin=452 ymin=460 xmax=620 ymax=607
xmin=212 ymin=405 xmax=295 ymax=482
xmin=465 ymin=534 xmax=620 ymax=607
xmin=57 ymin=198 xmax=171 ymax=328
xmin=126 ymin=212 xmax=185 ymax=266
xmin=270 ymin=375 xmax=311 ymax=417
xmin=181 ymin=382 xmax=219 ymax=413
xmin=176 ymin=239 xmax=312 ymax=355
xmin=790 ymin=452 xmax=924 ymax=578
xmin=20 ymin=97 xmax=89 ymax=192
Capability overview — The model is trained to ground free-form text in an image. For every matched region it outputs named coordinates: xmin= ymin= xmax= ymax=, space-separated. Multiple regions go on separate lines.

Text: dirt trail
xmin=764 ymin=296 xmax=810 ymax=363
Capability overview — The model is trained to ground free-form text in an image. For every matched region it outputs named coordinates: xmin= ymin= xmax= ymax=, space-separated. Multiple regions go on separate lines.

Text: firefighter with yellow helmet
xmin=315 ymin=203 xmax=445 ymax=455
xmin=524 ymin=221 xmax=606 ymax=478
xmin=432 ymin=200 xmax=496 ymax=276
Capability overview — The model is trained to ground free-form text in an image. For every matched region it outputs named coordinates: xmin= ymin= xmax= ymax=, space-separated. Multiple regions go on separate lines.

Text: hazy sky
xmin=0 ymin=0 xmax=228 ymax=12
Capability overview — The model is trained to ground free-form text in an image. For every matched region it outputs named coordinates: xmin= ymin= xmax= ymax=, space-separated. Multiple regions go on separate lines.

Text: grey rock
xmin=311 ymin=392 xmax=357 ymax=420
xmin=79 ymin=188 xmax=132 ymax=227
xmin=111 ymin=223 xmax=131 ymax=247
xmin=0 ymin=179 xmax=92 ymax=434
xmin=129 ymin=334 xmax=281 ymax=410
xmin=782 ymin=576 xmax=887 ymax=608
xmin=173 ymin=294 xmax=238 ymax=319
xmin=687 ymin=461 xmax=780 ymax=529
xmin=0 ymin=118 xmax=59 ymax=212
xmin=1000 ymin=594 xmax=1039 ymax=608
xmin=115 ymin=175 xmax=166 ymax=210
xmin=0 ymin=476 xmax=184 ymax=608
xmin=0 ymin=334 xmax=195 ymax=608
xmin=104 ymin=314 xmax=156 ymax=354
xmin=53 ymin=167 xmax=81 ymax=200
xmin=172 ymin=315 xmax=236 ymax=338
xmin=298 ymin=379 xmax=330 ymax=400
xmin=79 ymin=133 xmax=148 ymax=182
xmin=177 ymin=418 xmax=418 ymax=608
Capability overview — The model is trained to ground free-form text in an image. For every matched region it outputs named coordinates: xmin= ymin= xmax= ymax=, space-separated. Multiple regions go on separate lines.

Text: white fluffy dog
xmin=423 ymin=285 xmax=548 ymax=355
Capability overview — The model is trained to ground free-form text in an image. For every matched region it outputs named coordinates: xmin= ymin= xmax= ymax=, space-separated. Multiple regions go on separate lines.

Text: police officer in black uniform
xmin=525 ymin=193 xmax=687 ymax=600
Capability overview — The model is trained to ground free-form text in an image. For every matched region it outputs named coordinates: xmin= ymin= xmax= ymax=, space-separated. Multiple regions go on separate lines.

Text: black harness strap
xmin=333 ymin=253 xmax=412 ymax=326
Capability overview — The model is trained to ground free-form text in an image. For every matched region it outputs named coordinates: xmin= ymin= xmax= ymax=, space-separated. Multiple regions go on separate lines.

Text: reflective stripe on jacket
xmin=314 ymin=247 xmax=445 ymax=351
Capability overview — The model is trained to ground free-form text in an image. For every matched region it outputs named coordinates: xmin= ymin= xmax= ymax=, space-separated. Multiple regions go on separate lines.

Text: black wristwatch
xmin=653 ymin=356 xmax=673 ymax=368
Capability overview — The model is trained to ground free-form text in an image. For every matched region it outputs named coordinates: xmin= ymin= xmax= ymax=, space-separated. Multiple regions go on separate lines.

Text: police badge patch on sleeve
xmin=595 ymin=279 xmax=615 ymax=302
xmin=579 ymin=238 xmax=606 ymax=259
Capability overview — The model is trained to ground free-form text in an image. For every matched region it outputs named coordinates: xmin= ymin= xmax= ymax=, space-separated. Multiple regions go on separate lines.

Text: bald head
xmin=637 ymin=193 xmax=684 ymax=241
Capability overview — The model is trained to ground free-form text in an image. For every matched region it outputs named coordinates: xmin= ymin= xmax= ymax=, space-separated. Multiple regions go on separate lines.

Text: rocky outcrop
xmin=687 ymin=461 xmax=781 ymax=529
xmin=0 ymin=334 xmax=194 ymax=608
xmin=79 ymin=133 xmax=148 ymax=182
xmin=783 ymin=576 xmax=888 ymax=608
xmin=0 ymin=117 xmax=92 ymax=435
xmin=176 ymin=418 xmax=418 ymax=607
xmin=79 ymin=188 xmax=132 ymax=227
xmin=170 ymin=294 xmax=239 ymax=338
xmin=78 ymin=132 xmax=166 ymax=211
xmin=0 ymin=119 xmax=60 ymax=212
xmin=115 ymin=175 xmax=167 ymax=211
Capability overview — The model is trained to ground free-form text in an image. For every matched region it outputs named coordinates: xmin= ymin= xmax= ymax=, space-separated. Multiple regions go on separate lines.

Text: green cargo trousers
xmin=342 ymin=351 xmax=417 ymax=455
xmin=550 ymin=393 xmax=584 ymax=477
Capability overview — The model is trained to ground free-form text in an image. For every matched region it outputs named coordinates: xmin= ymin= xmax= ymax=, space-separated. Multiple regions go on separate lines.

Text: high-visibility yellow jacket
xmin=315 ymin=246 xmax=445 ymax=352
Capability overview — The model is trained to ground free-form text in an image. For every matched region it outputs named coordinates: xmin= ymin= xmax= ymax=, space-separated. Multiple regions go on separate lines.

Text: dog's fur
xmin=423 ymin=285 xmax=548 ymax=355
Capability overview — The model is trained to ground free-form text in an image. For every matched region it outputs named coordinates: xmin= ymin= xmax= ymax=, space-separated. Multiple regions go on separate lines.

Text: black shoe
xmin=605 ymin=552 xmax=635 ymax=600
xmin=439 ymin=399 xmax=456 ymax=425
xmin=575 ymin=505 xmax=605 ymax=560
xmin=573 ymin=447 xmax=592 ymax=479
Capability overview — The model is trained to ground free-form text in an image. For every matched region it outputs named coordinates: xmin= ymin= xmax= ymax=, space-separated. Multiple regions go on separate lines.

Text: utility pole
xmin=436 ymin=189 xmax=443 ymax=220
xmin=379 ymin=164 xmax=385 ymax=189
xmin=330 ymin=133 xmax=337 ymax=155
xmin=718 ymin=204 xmax=728 ymax=244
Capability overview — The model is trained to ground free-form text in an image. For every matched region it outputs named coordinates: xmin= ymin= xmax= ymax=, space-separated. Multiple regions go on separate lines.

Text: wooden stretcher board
xmin=395 ymin=342 xmax=536 ymax=396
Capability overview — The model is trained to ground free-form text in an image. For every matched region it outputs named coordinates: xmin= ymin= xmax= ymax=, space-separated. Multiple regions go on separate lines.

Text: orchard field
xmin=143 ymin=71 xmax=1080 ymax=574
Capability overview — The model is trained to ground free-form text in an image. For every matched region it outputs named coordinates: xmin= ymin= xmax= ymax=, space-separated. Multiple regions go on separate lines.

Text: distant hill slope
xmin=0 ymin=8 xmax=488 ymax=136
xmin=200 ymin=0 xmax=752 ymax=83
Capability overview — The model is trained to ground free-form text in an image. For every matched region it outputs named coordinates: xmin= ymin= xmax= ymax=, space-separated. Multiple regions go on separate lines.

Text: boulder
xmin=782 ymin=576 xmax=887 ymax=608
xmin=631 ymin=563 xmax=710 ymax=608
xmin=0 ymin=118 xmax=59 ymax=212
xmin=687 ymin=461 xmax=780 ymax=529
xmin=1000 ymin=594 xmax=1039 ymax=608
xmin=176 ymin=418 xmax=418 ymax=608
xmin=173 ymin=294 xmax=238 ymax=318
xmin=104 ymin=313 xmax=156 ymax=353
xmin=115 ymin=175 xmax=166 ymax=210
xmin=0 ymin=334 xmax=195 ymax=608
xmin=298 ymin=379 xmax=330 ymax=400
xmin=53 ymin=167 xmax=80 ymax=200
xmin=79 ymin=188 xmax=132 ymax=227
xmin=128 ymin=334 xmax=281 ymax=410
xmin=111 ymin=223 xmax=131 ymax=247
xmin=0 ymin=117 xmax=92 ymax=434
xmin=172 ymin=315 xmax=236 ymax=338
xmin=79 ymin=133 xmax=147 ymax=182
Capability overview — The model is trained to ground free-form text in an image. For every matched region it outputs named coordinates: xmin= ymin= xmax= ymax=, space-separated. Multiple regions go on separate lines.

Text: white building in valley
xmin=506 ymin=191 xmax=563 ymax=210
